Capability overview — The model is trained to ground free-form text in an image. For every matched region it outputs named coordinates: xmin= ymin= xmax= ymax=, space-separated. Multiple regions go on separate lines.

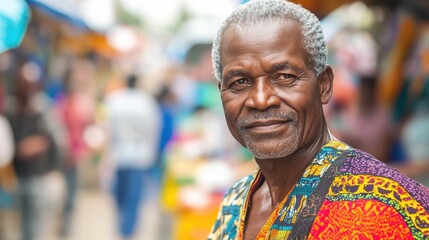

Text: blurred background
xmin=0 ymin=0 xmax=428 ymax=239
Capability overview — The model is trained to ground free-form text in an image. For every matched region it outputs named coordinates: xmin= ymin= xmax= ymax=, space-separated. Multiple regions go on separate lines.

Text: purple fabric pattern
xmin=340 ymin=149 xmax=429 ymax=210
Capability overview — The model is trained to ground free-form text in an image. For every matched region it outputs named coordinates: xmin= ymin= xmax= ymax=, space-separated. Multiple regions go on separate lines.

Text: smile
xmin=243 ymin=119 xmax=293 ymax=133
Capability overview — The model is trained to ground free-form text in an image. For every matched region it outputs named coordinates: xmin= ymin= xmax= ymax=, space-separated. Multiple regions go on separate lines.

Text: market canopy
xmin=26 ymin=0 xmax=89 ymax=30
xmin=0 ymin=0 xmax=30 ymax=53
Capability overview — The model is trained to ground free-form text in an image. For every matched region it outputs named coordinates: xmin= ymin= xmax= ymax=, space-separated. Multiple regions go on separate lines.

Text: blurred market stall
xmin=0 ymin=0 xmax=428 ymax=239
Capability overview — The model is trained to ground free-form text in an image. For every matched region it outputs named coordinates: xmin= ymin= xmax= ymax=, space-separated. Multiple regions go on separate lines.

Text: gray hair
xmin=212 ymin=0 xmax=328 ymax=82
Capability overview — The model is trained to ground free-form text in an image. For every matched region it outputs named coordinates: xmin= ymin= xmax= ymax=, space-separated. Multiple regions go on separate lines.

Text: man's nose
xmin=245 ymin=78 xmax=281 ymax=111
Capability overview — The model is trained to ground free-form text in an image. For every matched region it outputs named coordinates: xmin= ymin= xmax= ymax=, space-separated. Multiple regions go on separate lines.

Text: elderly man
xmin=208 ymin=0 xmax=429 ymax=239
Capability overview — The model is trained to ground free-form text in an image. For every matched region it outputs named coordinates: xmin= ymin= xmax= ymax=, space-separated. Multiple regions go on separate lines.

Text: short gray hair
xmin=212 ymin=0 xmax=328 ymax=82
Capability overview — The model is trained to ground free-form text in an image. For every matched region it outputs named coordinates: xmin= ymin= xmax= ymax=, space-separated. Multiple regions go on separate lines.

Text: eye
xmin=274 ymin=73 xmax=297 ymax=85
xmin=229 ymin=78 xmax=251 ymax=90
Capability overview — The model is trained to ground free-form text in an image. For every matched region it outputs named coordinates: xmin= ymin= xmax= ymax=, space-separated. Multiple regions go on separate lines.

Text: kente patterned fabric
xmin=208 ymin=140 xmax=429 ymax=239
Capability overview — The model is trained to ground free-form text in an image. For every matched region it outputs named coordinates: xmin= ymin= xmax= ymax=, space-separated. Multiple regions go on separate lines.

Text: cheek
xmin=221 ymin=93 xmax=240 ymax=120
xmin=222 ymin=100 xmax=239 ymax=130
xmin=225 ymin=118 xmax=244 ymax=145
xmin=280 ymin=86 xmax=321 ymax=121
xmin=221 ymin=96 xmax=246 ymax=144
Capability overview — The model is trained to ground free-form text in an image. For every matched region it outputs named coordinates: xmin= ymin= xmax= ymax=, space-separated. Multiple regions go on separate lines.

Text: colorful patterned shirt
xmin=208 ymin=140 xmax=429 ymax=239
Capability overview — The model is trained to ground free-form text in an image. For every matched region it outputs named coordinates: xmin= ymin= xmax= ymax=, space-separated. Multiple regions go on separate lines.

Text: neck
xmin=255 ymin=126 xmax=331 ymax=206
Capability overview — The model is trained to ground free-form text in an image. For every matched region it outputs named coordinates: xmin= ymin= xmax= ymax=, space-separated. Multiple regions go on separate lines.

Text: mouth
xmin=242 ymin=119 xmax=294 ymax=133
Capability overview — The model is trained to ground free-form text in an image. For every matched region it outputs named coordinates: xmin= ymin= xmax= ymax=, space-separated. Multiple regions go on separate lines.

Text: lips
xmin=242 ymin=119 xmax=293 ymax=133
xmin=236 ymin=111 xmax=297 ymax=135
xmin=244 ymin=119 xmax=290 ymax=128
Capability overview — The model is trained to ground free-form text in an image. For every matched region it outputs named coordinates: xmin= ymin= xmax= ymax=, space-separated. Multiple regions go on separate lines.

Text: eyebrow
xmin=223 ymin=69 xmax=248 ymax=82
xmin=222 ymin=62 xmax=305 ymax=82
xmin=271 ymin=62 xmax=304 ymax=73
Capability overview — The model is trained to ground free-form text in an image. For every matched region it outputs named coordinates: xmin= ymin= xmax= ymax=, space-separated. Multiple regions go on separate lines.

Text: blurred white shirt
xmin=0 ymin=115 xmax=14 ymax=167
xmin=105 ymin=89 xmax=162 ymax=169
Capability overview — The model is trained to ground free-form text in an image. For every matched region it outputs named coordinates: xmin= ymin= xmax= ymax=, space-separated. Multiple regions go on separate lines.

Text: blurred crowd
xmin=0 ymin=0 xmax=428 ymax=240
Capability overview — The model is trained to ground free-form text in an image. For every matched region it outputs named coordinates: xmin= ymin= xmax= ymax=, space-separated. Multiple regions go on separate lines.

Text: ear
xmin=318 ymin=65 xmax=334 ymax=105
xmin=218 ymin=81 xmax=222 ymax=91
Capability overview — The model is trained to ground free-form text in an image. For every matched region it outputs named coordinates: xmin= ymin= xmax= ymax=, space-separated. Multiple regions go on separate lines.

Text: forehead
xmin=225 ymin=17 xmax=302 ymax=47
xmin=220 ymin=18 xmax=309 ymax=76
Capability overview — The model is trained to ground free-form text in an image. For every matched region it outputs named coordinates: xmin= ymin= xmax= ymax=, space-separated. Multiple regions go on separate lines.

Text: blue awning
xmin=26 ymin=0 xmax=89 ymax=30
xmin=0 ymin=0 xmax=30 ymax=53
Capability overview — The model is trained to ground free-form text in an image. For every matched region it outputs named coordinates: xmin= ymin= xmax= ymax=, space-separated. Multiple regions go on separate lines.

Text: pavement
xmin=0 ymin=188 xmax=166 ymax=240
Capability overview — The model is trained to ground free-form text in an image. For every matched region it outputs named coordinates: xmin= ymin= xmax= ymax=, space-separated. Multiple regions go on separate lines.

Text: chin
xmin=241 ymin=130 xmax=299 ymax=160
xmin=246 ymin=141 xmax=298 ymax=160
xmin=249 ymin=149 xmax=293 ymax=160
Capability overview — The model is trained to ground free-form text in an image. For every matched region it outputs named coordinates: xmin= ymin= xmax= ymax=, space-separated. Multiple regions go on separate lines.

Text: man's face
xmin=219 ymin=18 xmax=332 ymax=160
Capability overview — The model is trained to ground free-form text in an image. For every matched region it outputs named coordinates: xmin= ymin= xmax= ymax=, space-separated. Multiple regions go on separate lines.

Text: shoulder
xmin=208 ymin=171 xmax=258 ymax=239
xmin=338 ymin=148 xmax=429 ymax=204
xmin=219 ymin=170 xmax=258 ymax=207
xmin=341 ymin=149 xmax=429 ymax=196
xmin=225 ymin=170 xmax=257 ymax=196
xmin=323 ymin=148 xmax=429 ymax=238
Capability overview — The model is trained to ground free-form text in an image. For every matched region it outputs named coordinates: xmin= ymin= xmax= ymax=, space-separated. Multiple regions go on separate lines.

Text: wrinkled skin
xmin=218 ymin=18 xmax=334 ymax=239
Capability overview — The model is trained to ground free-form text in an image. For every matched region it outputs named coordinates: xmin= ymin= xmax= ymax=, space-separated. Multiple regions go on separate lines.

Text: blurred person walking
xmin=0 ymin=95 xmax=16 ymax=240
xmin=104 ymin=74 xmax=162 ymax=239
xmin=5 ymin=66 xmax=62 ymax=240
xmin=0 ymin=1 xmax=31 ymax=238
xmin=56 ymin=58 xmax=96 ymax=238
